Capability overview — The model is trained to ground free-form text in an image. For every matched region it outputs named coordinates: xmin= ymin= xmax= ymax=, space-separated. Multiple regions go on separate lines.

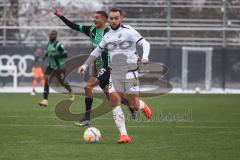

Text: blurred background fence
xmin=0 ymin=0 xmax=240 ymax=93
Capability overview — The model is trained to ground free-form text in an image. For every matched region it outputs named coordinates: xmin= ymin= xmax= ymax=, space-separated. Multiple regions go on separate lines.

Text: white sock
xmin=138 ymin=99 xmax=145 ymax=110
xmin=113 ymin=106 xmax=127 ymax=136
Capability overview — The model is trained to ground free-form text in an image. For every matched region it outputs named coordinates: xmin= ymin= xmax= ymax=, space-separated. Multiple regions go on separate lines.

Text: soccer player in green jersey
xmin=38 ymin=30 xmax=74 ymax=107
xmin=53 ymin=8 xmax=136 ymax=126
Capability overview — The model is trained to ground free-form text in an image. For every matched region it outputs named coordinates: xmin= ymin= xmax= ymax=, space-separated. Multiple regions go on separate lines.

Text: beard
xmin=111 ymin=23 xmax=121 ymax=30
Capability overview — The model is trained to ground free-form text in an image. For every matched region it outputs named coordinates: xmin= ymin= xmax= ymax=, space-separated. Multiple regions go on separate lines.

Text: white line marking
xmin=1 ymin=124 xmax=240 ymax=129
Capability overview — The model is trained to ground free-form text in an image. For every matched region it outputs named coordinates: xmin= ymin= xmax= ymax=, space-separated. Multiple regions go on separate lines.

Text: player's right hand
xmin=53 ymin=7 xmax=62 ymax=17
xmin=77 ymin=65 xmax=87 ymax=75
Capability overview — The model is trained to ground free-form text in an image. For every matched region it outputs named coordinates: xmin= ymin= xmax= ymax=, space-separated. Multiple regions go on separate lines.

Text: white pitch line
xmin=176 ymin=126 xmax=240 ymax=129
xmin=175 ymin=130 xmax=240 ymax=136
xmin=1 ymin=124 xmax=240 ymax=129
xmin=0 ymin=115 xmax=57 ymax=119
xmin=194 ymin=120 xmax=240 ymax=123
xmin=1 ymin=116 xmax=239 ymax=124
xmin=0 ymin=124 xmax=68 ymax=127
xmin=0 ymin=116 xmax=113 ymax=120
xmin=0 ymin=124 xmax=161 ymax=128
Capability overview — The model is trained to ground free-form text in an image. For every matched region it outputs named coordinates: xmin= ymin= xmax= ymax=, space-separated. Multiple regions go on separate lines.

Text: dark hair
xmin=109 ymin=8 xmax=123 ymax=16
xmin=50 ymin=30 xmax=58 ymax=35
xmin=95 ymin=10 xmax=108 ymax=20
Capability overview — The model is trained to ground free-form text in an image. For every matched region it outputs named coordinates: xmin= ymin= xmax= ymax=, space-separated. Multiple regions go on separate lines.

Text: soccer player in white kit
xmin=77 ymin=8 xmax=151 ymax=144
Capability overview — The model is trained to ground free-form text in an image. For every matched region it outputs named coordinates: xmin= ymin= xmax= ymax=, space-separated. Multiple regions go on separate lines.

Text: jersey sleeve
xmin=79 ymin=24 xmax=92 ymax=37
xmin=128 ymin=26 xmax=143 ymax=44
xmin=59 ymin=16 xmax=81 ymax=32
xmin=98 ymin=34 xmax=107 ymax=49
xmin=56 ymin=42 xmax=67 ymax=58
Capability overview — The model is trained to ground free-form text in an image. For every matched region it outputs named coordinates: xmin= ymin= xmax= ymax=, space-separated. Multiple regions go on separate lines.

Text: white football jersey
xmin=99 ymin=25 xmax=143 ymax=65
xmin=84 ymin=25 xmax=149 ymax=80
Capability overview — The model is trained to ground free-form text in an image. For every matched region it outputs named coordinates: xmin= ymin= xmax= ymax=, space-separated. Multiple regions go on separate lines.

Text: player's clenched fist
xmin=77 ymin=65 xmax=87 ymax=75
xmin=53 ymin=7 xmax=62 ymax=17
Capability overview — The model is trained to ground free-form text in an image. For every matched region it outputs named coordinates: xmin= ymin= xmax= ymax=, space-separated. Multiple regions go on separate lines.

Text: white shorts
xmin=108 ymin=71 xmax=139 ymax=94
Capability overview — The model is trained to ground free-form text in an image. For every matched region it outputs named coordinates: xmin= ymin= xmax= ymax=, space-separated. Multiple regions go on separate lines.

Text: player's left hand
xmin=141 ymin=59 xmax=149 ymax=64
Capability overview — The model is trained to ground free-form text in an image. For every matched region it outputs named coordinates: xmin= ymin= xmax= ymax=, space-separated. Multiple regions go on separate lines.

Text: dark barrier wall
xmin=0 ymin=46 xmax=240 ymax=89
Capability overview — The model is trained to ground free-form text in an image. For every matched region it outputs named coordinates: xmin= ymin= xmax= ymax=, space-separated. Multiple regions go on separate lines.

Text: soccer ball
xmin=83 ymin=127 xmax=101 ymax=143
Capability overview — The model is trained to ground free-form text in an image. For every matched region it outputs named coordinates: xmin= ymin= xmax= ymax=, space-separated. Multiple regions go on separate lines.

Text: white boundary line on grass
xmin=1 ymin=87 xmax=240 ymax=94
xmin=1 ymin=116 xmax=240 ymax=124
xmin=1 ymin=124 xmax=240 ymax=129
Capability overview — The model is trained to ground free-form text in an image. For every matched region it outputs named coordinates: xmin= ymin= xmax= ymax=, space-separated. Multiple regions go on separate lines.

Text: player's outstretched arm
xmin=77 ymin=46 xmax=102 ymax=75
xmin=53 ymin=7 xmax=80 ymax=31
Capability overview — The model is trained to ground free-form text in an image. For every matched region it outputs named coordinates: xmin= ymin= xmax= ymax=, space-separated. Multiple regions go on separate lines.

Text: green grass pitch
xmin=0 ymin=93 xmax=240 ymax=160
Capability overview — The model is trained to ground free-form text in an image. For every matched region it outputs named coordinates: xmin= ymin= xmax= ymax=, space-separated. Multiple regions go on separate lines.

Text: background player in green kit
xmin=53 ymin=8 xmax=136 ymax=126
xmin=38 ymin=30 xmax=74 ymax=107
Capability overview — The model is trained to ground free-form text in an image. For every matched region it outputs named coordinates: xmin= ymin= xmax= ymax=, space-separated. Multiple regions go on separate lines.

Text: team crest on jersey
xmin=118 ymin=33 xmax=122 ymax=38
xmin=91 ymin=32 xmax=96 ymax=38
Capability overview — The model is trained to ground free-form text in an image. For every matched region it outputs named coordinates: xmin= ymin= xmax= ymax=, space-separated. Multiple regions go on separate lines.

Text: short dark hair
xmin=95 ymin=10 xmax=108 ymax=20
xmin=109 ymin=8 xmax=123 ymax=16
xmin=50 ymin=30 xmax=58 ymax=35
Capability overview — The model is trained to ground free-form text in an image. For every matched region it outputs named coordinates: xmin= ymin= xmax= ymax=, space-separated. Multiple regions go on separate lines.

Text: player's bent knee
xmin=84 ymin=85 xmax=93 ymax=91
xmin=84 ymin=82 xmax=96 ymax=90
xmin=109 ymin=98 xmax=118 ymax=107
xmin=130 ymin=103 xmax=139 ymax=110
xmin=109 ymin=93 xmax=121 ymax=107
